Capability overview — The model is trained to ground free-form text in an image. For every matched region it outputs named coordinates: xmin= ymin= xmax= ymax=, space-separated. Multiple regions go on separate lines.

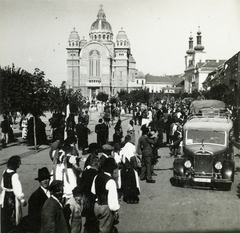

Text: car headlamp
xmin=184 ymin=160 xmax=192 ymax=168
xmin=214 ymin=161 xmax=222 ymax=170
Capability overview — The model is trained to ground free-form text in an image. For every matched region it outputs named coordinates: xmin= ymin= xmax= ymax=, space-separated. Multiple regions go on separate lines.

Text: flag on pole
xmin=64 ymin=104 xmax=70 ymax=139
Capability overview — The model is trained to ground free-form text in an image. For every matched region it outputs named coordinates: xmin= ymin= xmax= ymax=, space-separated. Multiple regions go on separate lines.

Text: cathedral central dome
xmin=90 ymin=5 xmax=112 ymax=32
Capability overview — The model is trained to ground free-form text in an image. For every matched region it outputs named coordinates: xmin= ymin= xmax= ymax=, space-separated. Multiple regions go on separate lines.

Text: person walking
xmin=0 ymin=155 xmax=27 ymax=233
xmin=41 ymin=180 xmax=70 ymax=233
xmin=64 ymin=186 xmax=83 ymax=233
xmin=137 ymin=125 xmax=156 ymax=183
xmin=1 ymin=115 xmax=12 ymax=147
xmin=95 ymin=119 xmax=105 ymax=150
xmin=91 ymin=157 xmax=120 ymax=233
xmin=113 ymin=119 xmax=123 ymax=144
xmin=76 ymin=118 xmax=90 ymax=154
xmin=81 ymin=154 xmax=101 ymax=233
xmin=120 ymin=135 xmax=140 ymax=204
xmin=127 ymin=119 xmax=135 ymax=144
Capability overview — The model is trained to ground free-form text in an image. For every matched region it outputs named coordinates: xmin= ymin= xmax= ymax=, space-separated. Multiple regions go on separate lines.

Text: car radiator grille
xmin=194 ymin=154 xmax=213 ymax=174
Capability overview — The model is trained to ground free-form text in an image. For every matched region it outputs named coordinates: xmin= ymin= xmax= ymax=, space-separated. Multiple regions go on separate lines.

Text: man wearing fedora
xmin=16 ymin=167 xmax=52 ymax=233
xmin=27 ymin=167 xmax=52 ymax=232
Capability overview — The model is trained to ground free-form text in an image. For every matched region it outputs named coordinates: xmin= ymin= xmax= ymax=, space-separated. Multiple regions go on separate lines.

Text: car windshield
xmin=186 ymin=129 xmax=226 ymax=145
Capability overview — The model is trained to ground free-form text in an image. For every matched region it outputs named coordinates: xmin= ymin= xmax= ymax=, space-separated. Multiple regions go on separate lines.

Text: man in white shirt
xmin=91 ymin=157 xmax=120 ymax=233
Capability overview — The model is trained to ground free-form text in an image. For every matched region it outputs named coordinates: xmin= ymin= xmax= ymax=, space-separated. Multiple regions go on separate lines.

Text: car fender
xmin=222 ymin=160 xmax=235 ymax=181
xmin=173 ymin=158 xmax=185 ymax=176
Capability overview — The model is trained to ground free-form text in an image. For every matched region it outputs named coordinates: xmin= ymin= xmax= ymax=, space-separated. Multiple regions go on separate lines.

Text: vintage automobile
xmin=173 ymin=100 xmax=235 ymax=191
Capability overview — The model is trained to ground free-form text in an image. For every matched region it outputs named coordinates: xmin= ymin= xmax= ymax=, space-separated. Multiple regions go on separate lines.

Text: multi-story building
xmin=66 ymin=5 xmax=142 ymax=100
xmin=203 ymin=51 xmax=240 ymax=107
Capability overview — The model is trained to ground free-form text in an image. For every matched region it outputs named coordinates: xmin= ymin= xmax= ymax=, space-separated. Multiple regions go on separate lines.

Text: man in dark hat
xmin=91 ymin=157 xmax=120 ymax=233
xmin=27 ymin=167 xmax=52 ymax=232
xmin=100 ymin=144 xmax=114 ymax=169
xmin=137 ymin=124 xmax=156 ymax=183
xmin=16 ymin=167 xmax=52 ymax=233
xmin=41 ymin=180 xmax=70 ymax=233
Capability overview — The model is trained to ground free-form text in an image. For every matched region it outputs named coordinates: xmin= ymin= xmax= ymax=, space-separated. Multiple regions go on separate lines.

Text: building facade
xmin=66 ymin=5 xmax=141 ymax=100
xmin=184 ymin=27 xmax=225 ymax=93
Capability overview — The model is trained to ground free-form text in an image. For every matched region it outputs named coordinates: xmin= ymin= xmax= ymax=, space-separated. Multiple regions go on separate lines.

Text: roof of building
xmin=197 ymin=59 xmax=226 ymax=71
xmin=90 ymin=5 xmax=112 ymax=32
xmin=145 ymin=74 xmax=183 ymax=85
xmin=69 ymin=28 xmax=80 ymax=41
xmin=135 ymin=71 xmax=145 ymax=79
xmin=116 ymin=28 xmax=128 ymax=40
xmin=129 ymin=55 xmax=136 ymax=63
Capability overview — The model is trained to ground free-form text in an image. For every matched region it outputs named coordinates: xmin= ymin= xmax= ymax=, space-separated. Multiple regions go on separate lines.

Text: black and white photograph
xmin=0 ymin=0 xmax=240 ymax=232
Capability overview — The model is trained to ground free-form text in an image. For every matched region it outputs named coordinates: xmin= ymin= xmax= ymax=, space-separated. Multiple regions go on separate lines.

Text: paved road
xmin=1 ymin=111 xmax=240 ymax=233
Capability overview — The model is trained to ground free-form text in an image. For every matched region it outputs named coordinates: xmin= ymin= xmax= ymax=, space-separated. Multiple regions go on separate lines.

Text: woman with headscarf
xmin=127 ymin=119 xmax=135 ymax=144
xmin=120 ymin=135 xmax=140 ymax=204
xmin=0 ymin=155 xmax=27 ymax=233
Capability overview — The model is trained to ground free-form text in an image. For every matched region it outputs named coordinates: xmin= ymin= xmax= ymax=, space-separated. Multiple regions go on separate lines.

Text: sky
xmin=0 ymin=0 xmax=240 ymax=87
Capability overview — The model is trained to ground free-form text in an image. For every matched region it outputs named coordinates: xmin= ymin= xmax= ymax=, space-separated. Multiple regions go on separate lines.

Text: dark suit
xmin=28 ymin=187 xmax=48 ymax=232
xmin=41 ymin=196 xmax=70 ymax=233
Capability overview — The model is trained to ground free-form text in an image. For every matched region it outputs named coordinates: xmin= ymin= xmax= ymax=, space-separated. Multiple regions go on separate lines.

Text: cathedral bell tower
xmin=66 ymin=28 xmax=81 ymax=88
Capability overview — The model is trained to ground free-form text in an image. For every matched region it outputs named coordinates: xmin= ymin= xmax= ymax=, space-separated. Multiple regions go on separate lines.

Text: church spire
xmin=194 ymin=26 xmax=204 ymax=51
xmin=186 ymin=32 xmax=195 ymax=54
xmin=97 ymin=4 xmax=106 ymax=19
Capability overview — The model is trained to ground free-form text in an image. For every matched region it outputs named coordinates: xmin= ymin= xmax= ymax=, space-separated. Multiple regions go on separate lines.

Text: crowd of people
xmin=1 ymin=98 xmax=240 ymax=233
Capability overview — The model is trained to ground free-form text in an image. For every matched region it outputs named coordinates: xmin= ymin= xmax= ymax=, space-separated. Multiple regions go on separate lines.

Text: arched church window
xmin=72 ymin=42 xmax=74 ymax=46
xmin=69 ymin=42 xmax=71 ymax=46
xmin=120 ymin=42 xmax=122 ymax=46
xmin=89 ymin=50 xmax=100 ymax=77
xmin=124 ymin=41 xmax=126 ymax=46
xmin=103 ymin=35 xmax=105 ymax=39
xmin=98 ymin=35 xmax=101 ymax=40
xmin=95 ymin=35 xmax=97 ymax=40
xmin=107 ymin=35 xmax=109 ymax=40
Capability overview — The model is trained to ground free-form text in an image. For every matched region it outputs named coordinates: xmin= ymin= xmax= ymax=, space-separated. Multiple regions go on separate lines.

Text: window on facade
xmin=142 ymin=80 xmax=144 ymax=85
xmin=107 ymin=35 xmax=109 ymax=40
xmin=98 ymin=35 xmax=101 ymax=40
xmin=95 ymin=35 xmax=97 ymax=40
xmin=72 ymin=42 xmax=74 ymax=46
xmin=137 ymin=80 xmax=138 ymax=84
xmin=103 ymin=35 xmax=105 ymax=39
xmin=89 ymin=50 xmax=100 ymax=77
xmin=132 ymin=73 xmax=134 ymax=82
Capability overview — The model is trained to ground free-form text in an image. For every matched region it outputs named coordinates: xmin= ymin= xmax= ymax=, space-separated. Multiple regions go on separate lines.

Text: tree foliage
xmin=0 ymin=65 xmax=83 ymax=116
xmin=129 ymin=88 xmax=150 ymax=104
xmin=97 ymin=92 xmax=109 ymax=102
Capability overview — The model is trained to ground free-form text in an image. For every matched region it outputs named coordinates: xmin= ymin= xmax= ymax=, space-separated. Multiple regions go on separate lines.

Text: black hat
xmin=35 ymin=167 xmax=52 ymax=181
xmin=102 ymin=157 xmax=117 ymax=173
xmin=89 ymin=143 xmax=99 ymax=153
xmin=48 ymin=180 xmax=63 ymax=192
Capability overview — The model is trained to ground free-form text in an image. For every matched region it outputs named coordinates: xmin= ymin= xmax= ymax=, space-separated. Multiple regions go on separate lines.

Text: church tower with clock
xmin=66 ymin=5 xmax=140 ymax=100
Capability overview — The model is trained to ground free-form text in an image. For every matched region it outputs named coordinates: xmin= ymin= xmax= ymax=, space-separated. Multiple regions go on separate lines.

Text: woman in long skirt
xmin=0 ymin=156 xmax=27 ymax=233
xmin=120 ymin=135 xmax=140 ymax=204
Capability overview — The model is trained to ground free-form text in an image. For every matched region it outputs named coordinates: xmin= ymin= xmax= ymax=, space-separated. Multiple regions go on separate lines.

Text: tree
xmin=129 ymin=88 xmax=150 ymax=104
xmin=97 ymin=92 xmax=109 ymax=102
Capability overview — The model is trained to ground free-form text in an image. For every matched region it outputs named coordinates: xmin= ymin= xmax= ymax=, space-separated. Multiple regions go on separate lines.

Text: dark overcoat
xmin=41 ymin=196 xmax=70 ymax=233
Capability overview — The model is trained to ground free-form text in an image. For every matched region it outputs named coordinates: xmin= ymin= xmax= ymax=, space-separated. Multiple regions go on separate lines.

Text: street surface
xmin=1 ymin=110 xmax=240 ymax=233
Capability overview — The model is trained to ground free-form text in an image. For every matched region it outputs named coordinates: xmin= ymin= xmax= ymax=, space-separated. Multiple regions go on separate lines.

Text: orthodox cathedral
xmin=66 ymin=5 xmax=141 ymax=100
